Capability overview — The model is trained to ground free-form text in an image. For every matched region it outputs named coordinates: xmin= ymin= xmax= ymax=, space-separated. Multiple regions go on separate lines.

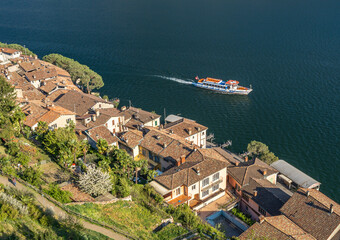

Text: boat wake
xmin=153 ymin=75 xmax=193 ymax=85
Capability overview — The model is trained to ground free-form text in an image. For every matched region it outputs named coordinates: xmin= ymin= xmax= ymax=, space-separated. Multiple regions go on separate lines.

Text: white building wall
xmin=48 ymin=114 xmax=76 ymax=129
xmin=144 ymin=117 xmax=160 ymax=127
xmin=185 ymin=129 xmax=207 ymax=148
xmin=92 ymin=102 xmax=115 ymax=110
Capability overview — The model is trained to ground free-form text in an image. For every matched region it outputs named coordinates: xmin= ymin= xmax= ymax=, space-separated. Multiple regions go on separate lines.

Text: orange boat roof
xmin=226 ymin=80 xmax=239 ymax=85
xmin=206 ymin=77 xmax=222 ymax=83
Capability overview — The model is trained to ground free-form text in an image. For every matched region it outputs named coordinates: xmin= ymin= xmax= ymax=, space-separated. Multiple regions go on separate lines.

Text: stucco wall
xmin=49 ymin=114 xmax=76 ymax=129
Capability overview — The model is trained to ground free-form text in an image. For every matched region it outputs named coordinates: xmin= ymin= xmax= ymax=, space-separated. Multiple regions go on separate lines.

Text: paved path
xmin=0 ymin=175 xmax=128 ymax=240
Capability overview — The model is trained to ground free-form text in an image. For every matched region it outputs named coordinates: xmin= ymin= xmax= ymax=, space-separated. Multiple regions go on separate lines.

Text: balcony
xmin=201 ymin=177 xmax=224 ymax=192
xmin=168 ymin=194 xmax=192 ymax=207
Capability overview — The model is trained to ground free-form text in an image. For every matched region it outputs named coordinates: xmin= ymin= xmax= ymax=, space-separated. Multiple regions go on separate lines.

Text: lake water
xmin=1 ymin=0 xmax=339 ymax=201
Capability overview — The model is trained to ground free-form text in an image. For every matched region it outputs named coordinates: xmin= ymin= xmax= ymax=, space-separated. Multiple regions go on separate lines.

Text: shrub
xmin=115 ymin=177 xmax=130 ymax=198
xmin=231 ymin=208 xmax=255 ymax=226
xmin=45 ymin=183 xmax=72 ymax=203
xmin=0 ymin=192 xmax=28 ymax=215
xmin=20 ymin=167 xmax=43 ymax=187
xmin=0 ymin=203 xmax=19 ymax=220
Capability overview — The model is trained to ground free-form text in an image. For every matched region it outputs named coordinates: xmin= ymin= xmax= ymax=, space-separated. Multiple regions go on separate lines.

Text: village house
xmin=24 ymin=67 xmax=57 ymax=88
xmin=239 ymin=215 xmax=316 ymax=240
xmin=21 ymin=102 xmax=76 ymax=130
xmin=120 ymin=106 xmax=161 ymax=130
xmin=19 ymin=59 xmax=42 ymax=73
xmin=0 ymin=47 xmax=21 ymax=61
xmin=139 ymin=128 xmax=194 ymax=171
xmin=118 ymin=130 xmax=144 ymax=160
xmin=164 ymin=115 xmax=208 ymax=148
xmin=280 ymin=188 xmax=340 ymax=240
xmin=150 ymin=148 xmax=232 ymax=210
xmin=52 ymin=90 xmax=115 ymax=117
xmin=227 ymin=158 xmax=292 ymax=221
xmin=85 ymin=125 xmax=119 ymax=149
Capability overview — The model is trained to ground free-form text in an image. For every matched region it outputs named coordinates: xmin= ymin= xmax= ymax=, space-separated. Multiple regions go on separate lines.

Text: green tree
xmin=247 ymin=141 xmax=269 ymax=156
xmin=96 ymin=139 xmax=108 ymax=155
xmin=45 ymin=183 xmax=72 ymax=203
xmin=0 ymin=42 xmax=36 ymax=57
xmin=247 ymin=140 xmax=278 ymax=165
xmin=42 ymin=54 xmax=104 ymax=92
xmin=35 ymin=121 xmax=49 ymax=140
xmin=115 ymin=177 xmax=130 ymax=198
xmin=0 ymin=76 xmax=17 ymax=129
xmin=21 ymin=167 xmax=43 ymax=186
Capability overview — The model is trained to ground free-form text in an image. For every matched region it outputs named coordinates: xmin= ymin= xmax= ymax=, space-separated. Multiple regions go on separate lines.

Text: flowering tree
xmin=77 ymin=166 xmax=112 ymax=196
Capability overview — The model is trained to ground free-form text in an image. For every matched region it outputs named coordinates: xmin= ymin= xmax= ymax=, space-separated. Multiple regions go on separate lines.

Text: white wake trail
xmin=153 ymin=75 xmax=193 ymax=85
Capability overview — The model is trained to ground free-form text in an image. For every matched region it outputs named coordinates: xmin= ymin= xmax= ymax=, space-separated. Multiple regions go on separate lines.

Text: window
xmin=213 ymin=172 xmax=219 ymax=182
xmin=202 ymin=132 xmax=205 ymax=136
xmin=192 ymin=184 xmax=196 ymax=190
xmin=258 ymin=206 xmax=266 ymax=216
xmin=154 ymin=121 xmax=158 ymax=126
xmin=112 ymin=120 xmax=115 ymax=125
xmin=176 ymin=187 xmax=181 ymax=196
xmin=66 ymin=118 xmax=71 ymax=123
xmin=202 ymin=177 xmax=209 ymax=187
xmin=50 ymin=124 xmax=57 ymax=129
xmin=202 ymin=190 xmax=209 ymax=198
xmin=142 ymin=149 xmax=147 ymax=156
xmin=155 ymin=156 xmax=160 ymax=163
xmin=212 ymin=184 xmax=219 ymax=192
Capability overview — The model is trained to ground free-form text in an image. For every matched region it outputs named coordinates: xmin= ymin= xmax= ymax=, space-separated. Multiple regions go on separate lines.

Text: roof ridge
xmin=306 ymin=190 xmax=340 ymax=216
xmin=263 ymin=218 xmax=294 ymax=239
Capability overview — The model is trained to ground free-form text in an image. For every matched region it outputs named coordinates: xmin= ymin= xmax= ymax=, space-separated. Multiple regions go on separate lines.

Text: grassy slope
xmin=68 ymin=201 xmax=166 ymax=240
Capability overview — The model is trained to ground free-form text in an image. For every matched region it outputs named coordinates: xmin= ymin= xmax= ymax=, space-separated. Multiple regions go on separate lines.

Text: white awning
xmin=149 ymin=181 xmax=171 ymax=196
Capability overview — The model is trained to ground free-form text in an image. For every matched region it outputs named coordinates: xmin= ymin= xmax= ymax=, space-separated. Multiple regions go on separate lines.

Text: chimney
xmin=95 ymin=110 xmax=100 ymax=117
xmin=176 ymin=161 xmax=181 ymax=167
xmin=181 ymin=155 xmax=186 ymax=164
xmin=163 ymin=143 xmax=167 ymax=148
xmin=78 ymin=130 xmax=82 ymax=136
xmin=330 ymin=204 xmax=334 ymax=214
xmin=259 ymin=216 xmax=265 ymax=224
xmin=244 ymin=156 xmax=248 ymax=162
xmin=194 ymin=146 xmax=198 ymax=152
xmin=187 ymin=128 xmax=192 ymax=135
xmin=235 ymin=161 xmax=239 ymax=166
xmin=169 ymin=129 xmax=174 ymax=134
xmin=196 ymin=167 xmax=200 ymax=175
xmin=253 ymin=190 xmax=258 ymax=197
xmin=92 ymin=115 xmax=97 ymax=122
xmin=263 ymin=169 xmax=267 ymax=176
xmin=156 ymin=135 xmax=160 ymax=140
xmin=121 ymin=106 xmax=126 ymax=111
xmin=306 ymin=191 xmax=310 ymax=197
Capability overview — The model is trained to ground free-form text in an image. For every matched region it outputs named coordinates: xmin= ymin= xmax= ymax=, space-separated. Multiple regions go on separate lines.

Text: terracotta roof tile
xmin=164 ymin=118 xmax=208 ymax=138
xmin=86 ymin=125 xmax=118 ymax=145
xmin=239 ymin=215 xmax=316 ymax=240
xmin=119 ymin=130 xmax=143 ymax=148
xmin=25 ymin=67 xmax=57 ymax=82
xmin=228 ymin=158 xmax=277 ymax=186
xmin=280 ymin=188 xmax=340 ymax=240
xmin=19 ymin=60 xmax=42 ymax=72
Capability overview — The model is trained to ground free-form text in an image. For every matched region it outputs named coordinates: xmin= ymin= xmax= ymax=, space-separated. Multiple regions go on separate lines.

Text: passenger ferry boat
xmin=193 ymin=77 xmax=252 ymax=95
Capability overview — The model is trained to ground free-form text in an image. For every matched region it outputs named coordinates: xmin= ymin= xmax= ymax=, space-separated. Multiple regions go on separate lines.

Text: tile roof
xmin=239 ymin=215 xmax=316 ymax=240
xmin=0 ymin=48 xmax=20 ymax=55
xmin=280 ymin=188 xmax=340 ymax=240
xmin=53 ymin=90 xmax=109 ymax=116
xmin=25 ymin=67 xmax=57 ymax=82
xmin=86 ymin=125 xmax=118 ymax=145
xmin=228 ymin=158 xmax=277 ymax=186
xmin=155 ymin=150 xmax=228 ymax=190
xmin=19 ymin=60 xmax=42 ymax=72
xmin=212 ymin=147 xmax=243 ymax=165
xmin=48 ymin=105 xmax=76 ymax=115
xmin=140 ymin=129 xmax=193 ymax=163
xmin=22 ymin=102 xmax=48 ymax=127
xmin=22 ymin=89 xmax=46 ymax=101
xmin=119 ymin=130 xmax=143 ymax=148
xmin=242 ymin=178 xmax=291 ymax=216
xmin=164 ymin=118 xmax=208 ymax=138
xmin=120 ymin=107 xmax=160 ymax=126
xmin=39 ymin=81 xmax=58 ymax=93
xmin=37 ymin=110 xmax=61 ymax=124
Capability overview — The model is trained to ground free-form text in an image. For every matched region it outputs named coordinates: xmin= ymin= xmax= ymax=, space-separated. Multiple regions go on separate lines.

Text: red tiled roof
xmin=280 ymin=188 xmax=340 ymax=240
xmin=239 ymin=215 xmax=316 ymax=240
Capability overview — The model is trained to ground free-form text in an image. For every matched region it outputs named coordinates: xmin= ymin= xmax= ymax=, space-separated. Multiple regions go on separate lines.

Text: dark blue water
xmin=1 ymin=0 xmax=339 ymax=201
